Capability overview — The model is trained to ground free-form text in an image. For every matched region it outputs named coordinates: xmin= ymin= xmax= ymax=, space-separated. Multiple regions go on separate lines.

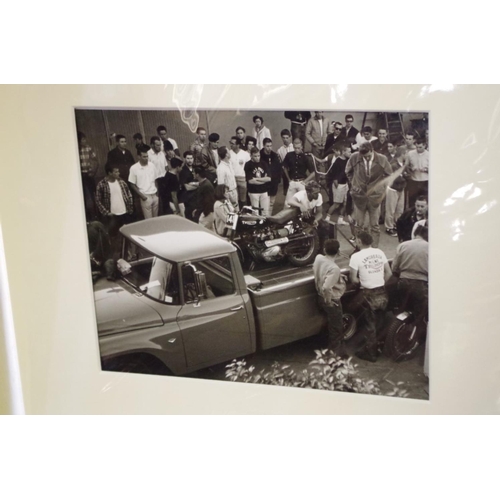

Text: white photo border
xmin=2 ymin=84 xmax=499 ymax=414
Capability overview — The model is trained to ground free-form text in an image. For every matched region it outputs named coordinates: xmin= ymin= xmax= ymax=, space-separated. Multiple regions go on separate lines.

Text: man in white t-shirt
xmin=95 ymin=164 xmax=134 ymax=255
xmin=229 ymin=136 xmax=251 ymax=209
xmin=128 ymin=145 xmax=163 ymax=219
xmin=349 ymin=231 xmax=392 ymax=362
xmin=216 ymin=146 xmax=238 ymax=209
xmin=147 ymin=137 xmax=167 ymax=175
xmin=287 ymin=180 xmax=323 ymax=225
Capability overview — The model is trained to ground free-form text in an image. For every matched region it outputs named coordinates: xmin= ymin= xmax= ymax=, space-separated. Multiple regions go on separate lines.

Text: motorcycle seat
xmin=267 ymin=207 xmax=300 ymax=225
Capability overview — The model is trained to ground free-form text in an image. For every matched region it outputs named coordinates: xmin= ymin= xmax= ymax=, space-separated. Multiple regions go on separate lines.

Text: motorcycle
xmin=383 ymin=285 xmax=428 ymax=362
xmin=225 ymin=205 xmax=320 ymax=268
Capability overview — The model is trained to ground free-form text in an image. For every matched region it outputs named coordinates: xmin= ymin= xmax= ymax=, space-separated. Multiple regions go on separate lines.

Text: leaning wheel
xmin=287 ymin=232 xmax=320 ymax=267
xmin=342 ymin=312 xmax=357 ymax=341
xmin=384 ymin=316 xmax=424 ymax=362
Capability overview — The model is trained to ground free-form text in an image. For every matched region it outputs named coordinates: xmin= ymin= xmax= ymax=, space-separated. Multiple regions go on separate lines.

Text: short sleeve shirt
xmin=128 ymin=161 xmax=163 ymax=195
xmin=349 ymin=247 xmax=388 ymax=289
xmin=217 ymin=161 xmax=237 ymax=191
xmin=244 ymin=161 xmax=270 ymax=194
xmin=230 ymin=150 xmax=250 ymax=177
xmin=292 ymin=189 xmax=323 ymax=210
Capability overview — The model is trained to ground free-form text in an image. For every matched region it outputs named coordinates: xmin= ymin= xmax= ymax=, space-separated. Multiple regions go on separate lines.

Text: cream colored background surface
xmin=1 ymin=84 xmax=499 ymax=414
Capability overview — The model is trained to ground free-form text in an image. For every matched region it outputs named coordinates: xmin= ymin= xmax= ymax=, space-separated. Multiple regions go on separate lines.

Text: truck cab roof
xmin=120 ymin=215 xmax=235 ymax=263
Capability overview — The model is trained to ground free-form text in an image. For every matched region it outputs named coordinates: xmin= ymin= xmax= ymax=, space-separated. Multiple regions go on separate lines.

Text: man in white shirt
xmin=216 ymin=146 xmax=238 ymax=209
xmin=128 ymin=145 xmax=163 ymax=219
xmin=349 ymin=231 xmax=392 ymax=362
xmin=148 ymin=136 xmax=167 ymax=175
xmin=277 ymin=129 xmax=294 ymax=196
xmin=352 ymin=126 xmax=378 ymax=151
xmin=287 ymin=180 xmax=323 ymax=225
xmin=229 ymin=136 xmax=251 ymax=209
xmin=405 ymin=137 xmax=429 ymax=208
xmin=157 ymin=125 xmax=180 ymax=156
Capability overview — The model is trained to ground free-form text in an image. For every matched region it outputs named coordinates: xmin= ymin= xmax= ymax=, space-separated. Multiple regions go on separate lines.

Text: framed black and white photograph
xmin=76 ymin=106 xmax=430 ymax=401
xmin=2 ymin=84 xmax=499 ymax=414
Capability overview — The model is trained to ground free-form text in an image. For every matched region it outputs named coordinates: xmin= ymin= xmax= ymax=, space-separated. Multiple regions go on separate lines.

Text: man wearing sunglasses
xmin=324 ymin=121 xmax=345 ymax=156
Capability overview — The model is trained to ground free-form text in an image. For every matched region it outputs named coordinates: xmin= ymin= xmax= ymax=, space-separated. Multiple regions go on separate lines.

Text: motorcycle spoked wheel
xmin=384 ymin=316 xmax=426 ymax=362
xmin=286 ymin=233 xmax=320 ymax=267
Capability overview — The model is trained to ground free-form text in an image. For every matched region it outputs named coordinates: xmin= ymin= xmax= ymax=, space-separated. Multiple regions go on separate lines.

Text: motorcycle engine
xmin=260 ymin=245 xmax=282 ymax=261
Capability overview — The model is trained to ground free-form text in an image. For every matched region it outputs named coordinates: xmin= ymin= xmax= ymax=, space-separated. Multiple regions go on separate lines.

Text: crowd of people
xmin=80 ymin=112 xmax=429 ymax=363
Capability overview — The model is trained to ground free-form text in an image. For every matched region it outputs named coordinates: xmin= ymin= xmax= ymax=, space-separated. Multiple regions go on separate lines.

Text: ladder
xmin=360 ymin=112 xmax=405 ymax=144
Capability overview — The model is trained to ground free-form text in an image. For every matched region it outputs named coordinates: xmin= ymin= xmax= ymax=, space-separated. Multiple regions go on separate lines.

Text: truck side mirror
xmin=194 ymin=270 xmax=208 ymax=299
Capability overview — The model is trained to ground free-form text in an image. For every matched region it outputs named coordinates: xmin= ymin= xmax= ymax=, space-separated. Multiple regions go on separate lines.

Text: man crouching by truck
xmin=313 ymin=239 xmax=348 ymax=357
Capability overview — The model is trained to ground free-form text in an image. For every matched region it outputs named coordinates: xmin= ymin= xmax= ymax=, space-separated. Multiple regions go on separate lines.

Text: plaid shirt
xmin=79 ymin=145 xmax=97 ymax=174
xmin=95 ymin=178 xmax=134 ymax=216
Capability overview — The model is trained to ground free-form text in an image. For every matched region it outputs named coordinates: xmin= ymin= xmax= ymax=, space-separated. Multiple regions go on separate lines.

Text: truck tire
xmin=384 ymin=316 xmax=424 ymax=362
xmin=287 ymin=232 xmax=320 ymax=267
xmin=342 ymin=312 xmax=357 ymax=341
xmin=102 ymin=354 xmax=172 ymax=376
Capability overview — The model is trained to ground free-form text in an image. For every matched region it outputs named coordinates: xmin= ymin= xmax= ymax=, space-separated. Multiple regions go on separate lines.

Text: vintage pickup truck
xmin=95 ymin=215 xmax=371 ymax=375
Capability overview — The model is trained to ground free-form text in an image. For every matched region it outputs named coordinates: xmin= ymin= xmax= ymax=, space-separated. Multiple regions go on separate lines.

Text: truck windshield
xmin=120 ymin=240 xmax=179 ymax=305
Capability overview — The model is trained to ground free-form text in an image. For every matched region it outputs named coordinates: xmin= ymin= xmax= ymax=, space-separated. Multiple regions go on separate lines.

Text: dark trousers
xmin=102 ymin=213 xmax=132 ymax=258
xmin=290 ymin=123 xmax=307 ymax=148
xmin=397 ymin=278 xmax=428 ymax=320
xmin=406 ymin=179 xmax=428 ymax=209
xmin=360 ymin=286 xmax=388 ymax=353
xmin=82 ymin=174 xmax=96 ymax=221
xmin=318 ymin=296 xmax=345 ymax=352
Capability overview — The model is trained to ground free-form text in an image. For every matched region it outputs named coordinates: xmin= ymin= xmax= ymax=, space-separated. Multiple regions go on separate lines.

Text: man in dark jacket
xmin=396 ymin=196 xmax=428 ymax=242
xmin=260 ymin=138 xmax=282 ymax=215
xmin=345 ymin=141 xmax=392 ymax=248
xmin=106 ymin=135 xmax=135 ymax=181
xmin=193 ymin=168 xmax=216 ymax=229
xmin=342 ymin=114 xmax=359 ymax=141
xmin=284 ymin=111 xmax=311 ymax=146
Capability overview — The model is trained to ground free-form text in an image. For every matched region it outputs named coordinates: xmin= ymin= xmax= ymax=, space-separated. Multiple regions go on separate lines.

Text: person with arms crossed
xmin=244 ymin=147 xmax=271 ymax=216
xmin=349 ymin=231 xmax=392 ymax=362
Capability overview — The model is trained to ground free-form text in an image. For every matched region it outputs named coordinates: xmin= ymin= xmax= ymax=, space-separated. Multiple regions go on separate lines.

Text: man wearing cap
xmin=313 ymin=239 xmax=347 ymax=356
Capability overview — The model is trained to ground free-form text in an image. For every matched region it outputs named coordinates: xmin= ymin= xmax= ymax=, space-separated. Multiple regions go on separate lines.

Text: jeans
xmin=140 ymin=193 xmax=159 ymax=219
xmin=361 ymin=286 xmax=388 ymax=353
xmin=397 ymin=278 xmax=428 ymax=320
xmin=384 ymin=187 xmax=405 ymax=230
xmin=248 ymin=192 xmax=270 ymax=216
xmin=318 ymin=296 xmax=345 ymax=352
xmin=352 ymin=201 xmax=381 ymax=247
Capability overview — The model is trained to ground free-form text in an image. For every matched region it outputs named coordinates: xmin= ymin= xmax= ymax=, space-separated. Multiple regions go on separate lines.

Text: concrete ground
xmin=196 ymin=330 xmax=429 ymax=401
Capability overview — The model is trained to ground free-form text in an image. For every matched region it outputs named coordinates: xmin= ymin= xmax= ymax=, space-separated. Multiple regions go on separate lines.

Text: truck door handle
xmin=231 ymin=305 xmax=244 ymax=311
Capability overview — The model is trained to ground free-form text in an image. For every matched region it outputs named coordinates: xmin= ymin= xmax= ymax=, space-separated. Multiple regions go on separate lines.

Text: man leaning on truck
xmin=313 ymin=239 xmax=347 ymax=357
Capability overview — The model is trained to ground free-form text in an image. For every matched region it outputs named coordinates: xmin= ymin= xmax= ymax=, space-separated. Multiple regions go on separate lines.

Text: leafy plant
xmin=225 ymin=349 xmax=409 ymax=398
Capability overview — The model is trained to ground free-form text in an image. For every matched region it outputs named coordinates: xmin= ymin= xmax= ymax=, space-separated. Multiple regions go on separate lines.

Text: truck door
xmin=177 ymin=256 xmax=253 ymax=370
